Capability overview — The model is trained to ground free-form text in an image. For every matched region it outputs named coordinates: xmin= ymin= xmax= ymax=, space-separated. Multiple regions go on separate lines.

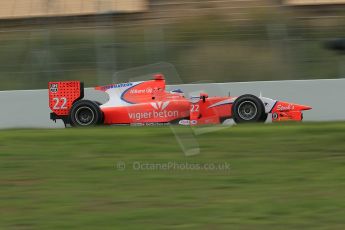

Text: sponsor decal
xmin=130 ymin=122 xmax=169 ymax=126
xmin=145 ymin=122 xmax=169 ymax=126
xmin=130 ymin=123 xmax=145 ymax=127
xmin=277 ymin=104 xmax=295 ymax=111
xmin=191 ymin=120 xmax=198 ymax=125
xmin=178 ymin=120 xmax=197 ymax=126
xmin=130 ymin=87 xmax=153 ymax=94
xmin=128 ymin=101 xmax=179 ymax=121
xmin=179 ymin=120 xmax=190 ymax=125
xmin=129 ymin=110 xmax=179 ymax=121
xmin=101 ymin=83 xmax=133 ymax=90
xmin=151 ymin=101 xmax=170 ymax=110
xmin=50 ymin=83 xmax=58 ymax=93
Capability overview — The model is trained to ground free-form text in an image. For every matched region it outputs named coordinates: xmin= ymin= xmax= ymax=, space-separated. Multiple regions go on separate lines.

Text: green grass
xmin=0 ymin=122 xmax=345 ymax=229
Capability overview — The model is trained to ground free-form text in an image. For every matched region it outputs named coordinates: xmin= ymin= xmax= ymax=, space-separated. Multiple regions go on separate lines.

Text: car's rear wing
xmin=48 ymin=81 xmax=84 ymax=122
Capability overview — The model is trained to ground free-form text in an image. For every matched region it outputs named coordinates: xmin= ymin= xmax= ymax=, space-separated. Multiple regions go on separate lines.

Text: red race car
xmin=48 ymin=74 xmax=311 ymax=127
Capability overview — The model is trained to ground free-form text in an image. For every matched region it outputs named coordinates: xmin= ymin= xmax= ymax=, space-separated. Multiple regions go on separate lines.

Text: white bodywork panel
xmin=260 ymin=96 xmax=277 ymax=113
xmin=100 ymin=81 xmax=143 ymax=108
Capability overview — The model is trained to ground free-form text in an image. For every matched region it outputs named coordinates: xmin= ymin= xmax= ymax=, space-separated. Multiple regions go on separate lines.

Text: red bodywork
xmin=48 ymin=75 xmax=311 ymax=125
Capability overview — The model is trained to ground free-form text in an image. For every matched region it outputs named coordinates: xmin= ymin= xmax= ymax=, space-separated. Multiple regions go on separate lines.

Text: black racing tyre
xmin=94 ymin=101 xmax=102 ymax=106
xmin=69 ymin=100 xmax=103 ymax=127
xmin=232 ymin=94 xmax=266 ymax=124
xmin=260 ymin=112 xmax=268 ymax=122
xmin=93 ymin=101 xmax=105 ymax=124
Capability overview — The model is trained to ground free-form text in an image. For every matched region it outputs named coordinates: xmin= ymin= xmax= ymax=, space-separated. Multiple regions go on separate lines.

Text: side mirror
xmin=200 ymin=93 xmax=209 ymax=102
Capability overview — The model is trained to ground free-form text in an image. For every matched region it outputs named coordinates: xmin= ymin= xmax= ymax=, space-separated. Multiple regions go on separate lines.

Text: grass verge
xmin=0 ymin=122 xmax=344 ymax=229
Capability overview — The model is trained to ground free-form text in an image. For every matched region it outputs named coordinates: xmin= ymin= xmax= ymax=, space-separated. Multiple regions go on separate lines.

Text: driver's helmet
xmin=170 ymin=89 xmax=185 ymax=97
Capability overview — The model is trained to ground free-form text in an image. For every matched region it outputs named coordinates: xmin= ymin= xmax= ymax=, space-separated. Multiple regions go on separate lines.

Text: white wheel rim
xmin=238 ymin=101 xmax=258 ymax=121
xmin=75 ymin=106 xmax=95 ymax=126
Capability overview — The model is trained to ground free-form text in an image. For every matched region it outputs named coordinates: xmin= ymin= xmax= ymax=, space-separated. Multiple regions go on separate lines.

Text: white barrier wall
xmin=0 ymin=89 xmax=108 ymax=129
xmin=0 ymin=79 xmax=344 ymax=129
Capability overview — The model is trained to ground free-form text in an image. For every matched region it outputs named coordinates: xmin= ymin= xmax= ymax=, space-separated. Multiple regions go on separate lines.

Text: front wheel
xmin=69 ymin=100 xmax=103 ymax=127
xmin=260 ymin=112 xmax=268 ymax=123
xmin=232 ymin=94 xmax=266 ymax=124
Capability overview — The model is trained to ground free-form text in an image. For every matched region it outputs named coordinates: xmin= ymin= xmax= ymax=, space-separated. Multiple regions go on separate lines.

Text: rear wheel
xmin=232 ymin=94 xmax=266 ymax=124
xmin=69 ymin=100 xmax=103 ymax=127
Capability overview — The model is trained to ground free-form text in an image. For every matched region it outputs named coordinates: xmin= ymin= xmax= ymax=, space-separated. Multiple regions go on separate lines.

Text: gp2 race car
xmin=48 ymin=74 xmax=311 ymax=127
